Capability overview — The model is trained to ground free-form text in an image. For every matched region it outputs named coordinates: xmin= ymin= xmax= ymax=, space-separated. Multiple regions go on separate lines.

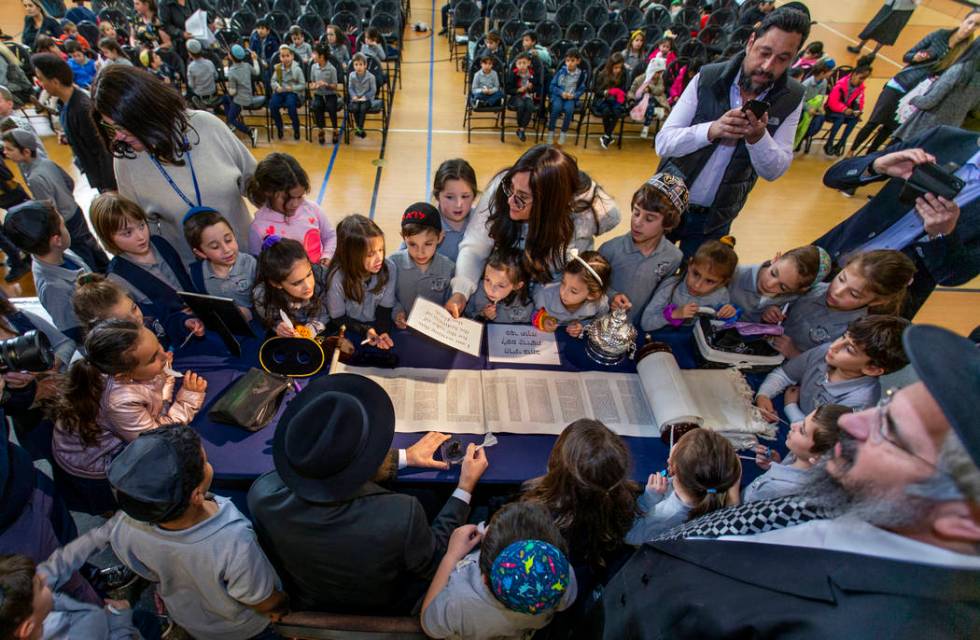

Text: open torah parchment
xmin=335 ymin=354 xmax=774 ymax=447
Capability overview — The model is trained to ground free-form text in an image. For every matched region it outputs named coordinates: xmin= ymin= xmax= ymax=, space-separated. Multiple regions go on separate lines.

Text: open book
xmin=335 ymin=352 xmax=774 ymax=448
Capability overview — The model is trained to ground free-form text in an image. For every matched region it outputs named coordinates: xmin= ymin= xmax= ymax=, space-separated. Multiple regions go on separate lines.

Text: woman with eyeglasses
xmin=445 ymin=145 xmax=582 ymax=317
xmin=90 ymin=64 xmax=257 ymax=263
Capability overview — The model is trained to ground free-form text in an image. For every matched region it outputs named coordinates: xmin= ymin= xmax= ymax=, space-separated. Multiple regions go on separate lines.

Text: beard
xmin=739 ymin=66 xmax=775 ymax=95
xmin=801 ymin=432 xmax=936 ymax=530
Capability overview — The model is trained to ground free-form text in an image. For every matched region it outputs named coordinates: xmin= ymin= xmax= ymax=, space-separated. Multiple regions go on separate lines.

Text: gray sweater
xmin=897 ymin=56 xmax=980 ymax=141
xmin=348 ymin=70 xmax=376 ymax=100
xmin=187 ymin=57 xmax=218 ymax=97
xmin=309 ymin=62 xmax=338 ymax=96
xmin=226 ymin=59 xmax=260 ymax=106
xmin=271 ymin=62 xmax=305 ymax=94
xmin=22 ymin=156 xmax=80 ymax=221
xmin=471 ymin=69 xmax=500 ymax=95
xmin=360 ymin=42 xmax=386 ymax=62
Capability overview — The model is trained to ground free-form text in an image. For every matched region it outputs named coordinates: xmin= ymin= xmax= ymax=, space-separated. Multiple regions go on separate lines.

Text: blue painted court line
xmin=424 ymin=1 xmax=436 ymax=200
xmin=316 ymin=126 xmax=344 ymax=205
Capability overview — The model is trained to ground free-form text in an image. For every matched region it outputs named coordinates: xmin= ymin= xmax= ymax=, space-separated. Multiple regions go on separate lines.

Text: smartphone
xmin=742 ymin=99 xmax=770 ymax=119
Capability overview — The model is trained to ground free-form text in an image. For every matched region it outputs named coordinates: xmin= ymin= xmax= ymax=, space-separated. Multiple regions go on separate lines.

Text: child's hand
xmin=761 ymin=305 xmax=785 ymax=324
xmin=366 ymin=328 xmax=394 ymax=350
xmin=566 ymin=321 xmax=584 ymax=338
xmin=542 ymin=316 xmax=559 ymax=332
xmin=646 ymin=471 xmax=668 ymax=495
xmin=755 ymin=395 xmax=778 ymax=423
xmin=103 ymin=598 xmax=131 ymax=613
xmin=458 ymin=442 xmax=489 ymax=492
xmin=754 ymin=443 xmax=781 ymax=469
xmin=611 ymin=293 xmax=632 ymax=311
xmin=481 ymin=303 xmax=497 ymax=320
xmin=275 ymin=321 xmax=296 ymax=338
xmin=446 ymin=524 xmax=483 ymax=561
xmin=770 ymin=335 xmax=801 ymax=359
xmin=237 ymin=305 xmax=253 ymax=322
xmin=185 ymin=318 xmax=205 ymax=337
xmin=673 ymin=302 xmax=699 ymax=320
xmin=783 ymin=385 xmax=800 ymax=406
xmin=716 ymin=304 xmax=736 ymax=319
xmin=182 ymin=371 xmax=208 ymax=394
xmin=394 ymin=311 xmax=408 ymax=329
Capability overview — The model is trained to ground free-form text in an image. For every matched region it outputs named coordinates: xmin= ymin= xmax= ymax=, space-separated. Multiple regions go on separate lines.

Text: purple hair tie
xmin=261 ymin=235 xmax=282 ymax=251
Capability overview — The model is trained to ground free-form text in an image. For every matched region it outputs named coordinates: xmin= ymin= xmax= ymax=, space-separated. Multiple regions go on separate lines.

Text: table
xmin=178 ymin=326 xmax=785 ymax=488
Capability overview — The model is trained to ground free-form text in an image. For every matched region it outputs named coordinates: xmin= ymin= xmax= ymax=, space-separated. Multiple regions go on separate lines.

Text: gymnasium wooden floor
xmin=1 ymin=0 xmax=976 ymax=334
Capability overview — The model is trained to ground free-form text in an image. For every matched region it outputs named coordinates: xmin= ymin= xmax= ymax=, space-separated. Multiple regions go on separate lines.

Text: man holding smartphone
xmin=814 ymin=125 xmax=979 ymax=318
xmin=654 ymin=7 xmax=807 ymax=257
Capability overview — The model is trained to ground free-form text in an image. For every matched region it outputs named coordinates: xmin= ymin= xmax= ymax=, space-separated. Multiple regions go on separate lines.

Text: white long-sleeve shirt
xmin=654 ymin=71 xmax=802 ymax=207
xmin=451 ymin=172 xmax=506 ymax=299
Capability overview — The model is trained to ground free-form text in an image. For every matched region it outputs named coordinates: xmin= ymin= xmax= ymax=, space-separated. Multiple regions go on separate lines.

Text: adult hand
xmin=871 ymin=148 xmax=935 ymax=180
xmin=912 ymin=50 xmax=930 ymax=63
xmin=755 ymin=395 xmax=778 ymax=423
xmin=916 ymin=193 xmax=959 ymax=237
xmin=458 ymin=443 xmax=488 ymax=493
xmin=646 ymin=472 xmax=668 ymax=495
xmin=182 ymin=371 xmax=208 ymax=394
xmin=784 ymin=385 xmax=800 ymax=405
xmin=707 ymin=108 xmax=750 ymax=142
xmin=445 ymin=293 xmax=467 ymax=318
xmin=406 ymin=432 xmax=451 ymax=469
xmin=611 ymin=293 xmax=632 ymax=311
xmin=446 ymin=524 xmax=483 ymax=561
xmin=275 ymin=321 xmax=296 ymax=338
xmin=743 ymin=109 xmax=768 ymax=144
xmin=3 ymin=371 xmax=34 ymax=389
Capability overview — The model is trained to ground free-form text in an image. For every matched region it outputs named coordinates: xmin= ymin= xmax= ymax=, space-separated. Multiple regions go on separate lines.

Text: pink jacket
xmin=826 ymin=75 xmax=866 ymax=114
xmin=52 ymin=373 xmax=206 ymax=479
xmin=248 ymin=199 xmax=337 ymax=263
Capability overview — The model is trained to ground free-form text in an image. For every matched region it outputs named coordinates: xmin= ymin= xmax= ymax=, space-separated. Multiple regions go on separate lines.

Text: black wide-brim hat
xmin=272 ymin=373 xmax=395 ymax=503
xmin=903 ymin=325 xmax=980 ymax=468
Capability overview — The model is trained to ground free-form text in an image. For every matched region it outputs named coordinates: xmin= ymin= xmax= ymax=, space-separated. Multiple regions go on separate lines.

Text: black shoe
xmin=438 ymin=28 xmax=448 ymax=36
xmin=332 ymin=131 xmax=339 ymax=144
xmin=847 ymin=44 xmax=862 ymax=54
xmin=90 ymin=565 xmax=140 ymax=594
xmin=823 ymin=141 xmax=835 ymax=155
xmin=516 ymin=129 xmax=526 ymax=141
xmin=293 ymin=130 xmax=300 ymax=141
xmin=599 ymin=134 xmax=612 ymax=149
xmin=4 ymin=259 xmax=30 ymax=283
xmin=276 ymin=128 xmax=283 ymax=140
xmin=317 ymin=130 xmax=325 ymax=145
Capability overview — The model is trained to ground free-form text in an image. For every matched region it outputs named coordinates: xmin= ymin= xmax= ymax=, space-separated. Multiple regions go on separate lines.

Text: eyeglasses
xmin=100 ymin=119 xmax=127 ymax=138
xmin=872 ymin=388 xmax=940 ymax=471
xmin=501 ymin=180 xmax=531 ymax=210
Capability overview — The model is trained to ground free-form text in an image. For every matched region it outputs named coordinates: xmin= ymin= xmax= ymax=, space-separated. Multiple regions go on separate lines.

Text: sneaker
xmin=317 ymin=130 xmax=325 ymax=145
xmin=640 ymin=125 xmax=649 ymax=139
xmin=545 ymin=131 xmax=554 ymax=144
xmin=599 ymin=134 xmax=611 ymax=149
xmin=823 ymin=142 xmax=835 ymax=156
xmin=293 ymin=130 xmax=300 ymax=141
xmin=249 ymin=128 xmax=258 ymax=147
xmin=558 ymin=131 xmax=567 ymax=145
xmin=846 ymin=44 xmax=862 ymax=54
xmin=517 ymin=129 xmax=526 ymax=142
xmin=438 ymin=28 xmax=448 ymax=36
xmin=3 ymin=259 xmax=30 ymax=283
xmin=839 ymin=188 xmax=856 ymax=198
xmin=92 ymin=565 xmax=140 ymax=594
xmin=356 ymin=129 xmax=366 ymax=138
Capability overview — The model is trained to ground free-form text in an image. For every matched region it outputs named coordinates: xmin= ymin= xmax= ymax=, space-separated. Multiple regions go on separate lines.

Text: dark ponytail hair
xmin=671 ymin=428 xmax=741 ymax=521
xmin=254 ymin=237 xmax=324 ymax=329
xmin=49 ymin=319 xmax=143 ymax=445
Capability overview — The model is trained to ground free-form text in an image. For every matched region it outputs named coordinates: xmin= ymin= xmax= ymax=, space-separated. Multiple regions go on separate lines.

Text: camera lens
xmin=0 ymin=331 xmax=54 ymax=373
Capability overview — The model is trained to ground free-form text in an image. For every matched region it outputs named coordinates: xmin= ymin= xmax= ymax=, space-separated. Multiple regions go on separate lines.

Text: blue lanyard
xmin=149 ymin=139 xmax=201 ymax=209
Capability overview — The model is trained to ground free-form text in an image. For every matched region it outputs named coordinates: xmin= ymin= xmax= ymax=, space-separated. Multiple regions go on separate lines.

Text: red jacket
xmin=826 ymin=74 xmax=866 ymax=114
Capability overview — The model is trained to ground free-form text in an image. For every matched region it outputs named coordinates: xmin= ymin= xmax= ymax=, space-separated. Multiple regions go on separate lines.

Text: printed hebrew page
xmin=486 ymin=325 xmax=561 ymax=366
xmin=406 ymin=297 xmax=484 ymax=357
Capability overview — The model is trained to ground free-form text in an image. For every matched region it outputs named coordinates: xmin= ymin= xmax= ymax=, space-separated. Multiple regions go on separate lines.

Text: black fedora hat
xmin=272 ymin=373 xmax=395 ymax=503
xmin=903 ymin=325 xmax=980 ymax=467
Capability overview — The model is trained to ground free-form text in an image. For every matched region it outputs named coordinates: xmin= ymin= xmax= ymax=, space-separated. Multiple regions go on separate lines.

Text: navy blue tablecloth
xmin=177 ymin=326 xmax=784 ymax=487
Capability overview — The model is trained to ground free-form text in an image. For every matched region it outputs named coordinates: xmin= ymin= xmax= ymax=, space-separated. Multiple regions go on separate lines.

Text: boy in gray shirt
xmin=186 ymin=39 xmax=223 ymax=110
xmin=470 ymin=55 xmax=502 ymax=107
xmin=348 ymin=53 xmax=378 ymax=138
xmin=421 ymin=503 xmax=576 ymax=640
xmin=390 ymin=202 xmax=455 ymax=327
xmin=225 ymin=44 xmax=263 ymax=143
xmin=45 ymin=426 xmax=287 ymax=640
xmin=310 ymin=43 xmax=341 ymax=144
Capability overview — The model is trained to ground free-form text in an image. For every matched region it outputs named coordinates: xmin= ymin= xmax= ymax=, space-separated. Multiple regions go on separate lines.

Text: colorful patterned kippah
xmin=813 ymin=246 xmax=833 ymax=286
xmin=646 ymin=172 xmax=690 ymax=216
xmin=490 ymin=540 xmax=570 ymax=615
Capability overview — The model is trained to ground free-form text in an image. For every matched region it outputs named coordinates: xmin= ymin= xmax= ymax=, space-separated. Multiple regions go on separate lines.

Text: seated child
xmin=728 ymin=244 xmax=829 ymax=323
xmin=629 ymin=56 xmax=671 ymax=139
xmin=795 ymin=59 xmax=835 ymax=149
xmin=432 ymin=158 xmax=478 ymax=261
xmin=253 ymin=236 xmax=331 ymax=337
xmin=465 ymin=250 xmax=532 ymax=324
xmin=63 ymin=40 xmax=95 ymax=89
xmin=0 ymin=553 xmax=144 ymax=640
xmin=2 ymin=129 xmax=108 ymax=272
xmin=89 ymin=192 xmax=205 ymax=346
xmin=247 ymin=152 xmax=336 ymax=264
xmin=793 ymin=41 xmax=824 ymax=71
xmin=506 ymin=52 xmax=538 ymax=142
xmin=471 ymin=55 xmax=503 ymax=108
xmin=97 ymin=37 xmax=132 ymax=67
xmin=625 ymin=428 xmax=741 ymax=544
xmin=756 ymin=314 xmax=910 ymax=423
xmin=823 ymin=56 xmax=872 ymax=156
xmin=360 ymin=26 xmax=387 ymax=63
xmin=3 ymin=201 xmax=92 ymax=343
xmin=184 ymin=207 xmax=257 ymax=320
xmin=348 ymin=53 xmax=379 ymax=139
xmin=140 ymin=46 xmax=176 ymax=84
xmin=474 ymin=31 xmax=505 ymax=67
xmin=421 ymin=502 xmax=576 ymax=640
xmin=520 ymin=30 xmax=551 ymax=67
xmin=186 ymin=38 xmax=224 ymax=111
xmin=270 ymin=44 xmax=306 ymax=140
xmin=533 ymin=250 xmax=611 ymax=338
xmin=73 ymin=273 xmax=171 ymax=348
xmin=600 ymin=173 xmax=686 ymax=324
xmin=744 ymin=404 xmax=849 ymax=503
xmin=309 ymin=43 xmax=341 ymax=145
xmin=391 ymin=202 xmax=455 ymax=328
xmin=288 ymin=25 xmax=313 ymax=63
xmin=777 ymin=249 xmax=915 ymax=359
xmin=46 ymin=425 xmax=288 ymax=640
xmin=647 ymin=35 xmax=676 ymax=68
xmin=325 ymin=23 xmax=350 ymax=70
xmin=326 ymin=214 xmax=396 ymax=349
xmin=640 ymin=237 xmax=738 ymax=332
xmin=49 ymin=320 xmax=207 ymax=513
xmin=546 ymin=49 xmax=588 ymax=145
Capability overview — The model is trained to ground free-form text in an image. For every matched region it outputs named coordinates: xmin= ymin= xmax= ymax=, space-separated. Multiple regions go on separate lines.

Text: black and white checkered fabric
xmin=653 ymin=496 xmax=839 ymax=541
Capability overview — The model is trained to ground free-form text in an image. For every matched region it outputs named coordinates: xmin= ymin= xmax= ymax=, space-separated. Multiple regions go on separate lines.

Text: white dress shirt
xmin=655 ymin=71 xmax=802 ymax=207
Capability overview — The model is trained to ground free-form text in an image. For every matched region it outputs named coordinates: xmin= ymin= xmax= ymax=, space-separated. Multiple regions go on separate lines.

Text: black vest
xmin=659 ymin=53 xmax=803 ymax=232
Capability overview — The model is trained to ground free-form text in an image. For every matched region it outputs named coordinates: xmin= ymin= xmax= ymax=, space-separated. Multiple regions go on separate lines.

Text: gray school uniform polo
xmin=625 ymin=485 xmax=691 ymax=545
xmin=532 ymin=282 xmax=609 ymax=324
xmin=784 ymin=342 xmax=881 ymax=414
xmin=640 ymin=275 xmax=731 ymax=332
xmin=728 ymin=264 xmax=802 ymax=323
xmin=32 ymin=250 xmax=91 ymax=335
xmin=326 ymin=259 xmax=398 ymax=322
xmin=465 ymin=285 xmax=534 ymax=324
xmin=438 ymin=213 xmax=471 ymax=263
xmin=743 ymin=455 xmax=810 ymax=503
xmin=108 ymin=245 xmax=183 ymax=305
xmin=390 ymin=250 xmax=454 ymax=317
xmin=201 ymin=252 xmax=257 ymax=308
xmin=599 ymin=233 xmax=682 ymax=324
xmin=782 ymin=283 xmax=867 ymax=353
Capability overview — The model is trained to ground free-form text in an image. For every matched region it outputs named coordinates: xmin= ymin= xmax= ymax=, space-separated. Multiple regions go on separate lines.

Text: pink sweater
xmin=826 ymin=75 xmax=866 ymax=114
xmin=248 ymin=199 xmax=337 ymax=263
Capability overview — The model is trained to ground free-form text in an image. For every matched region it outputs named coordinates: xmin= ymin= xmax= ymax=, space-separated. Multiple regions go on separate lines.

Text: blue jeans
xmin=666 ymin=204 xmax=733 ymax=259
xmin=548 ymin=96 xmax=577 ymax=131
xmin=471 ymin=90 xmax=503 ymax=108
xmin=269 ymin=91 xmax=300 ymax=135
xmin=592 ymin=97 xmax=625 ymax=136
xmin=824 ymin=112 xmax=859 ymax=149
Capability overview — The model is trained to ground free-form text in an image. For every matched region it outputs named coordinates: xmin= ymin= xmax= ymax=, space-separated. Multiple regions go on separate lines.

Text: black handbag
xmin=208 ymin=367 xmax=292 ymax=431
